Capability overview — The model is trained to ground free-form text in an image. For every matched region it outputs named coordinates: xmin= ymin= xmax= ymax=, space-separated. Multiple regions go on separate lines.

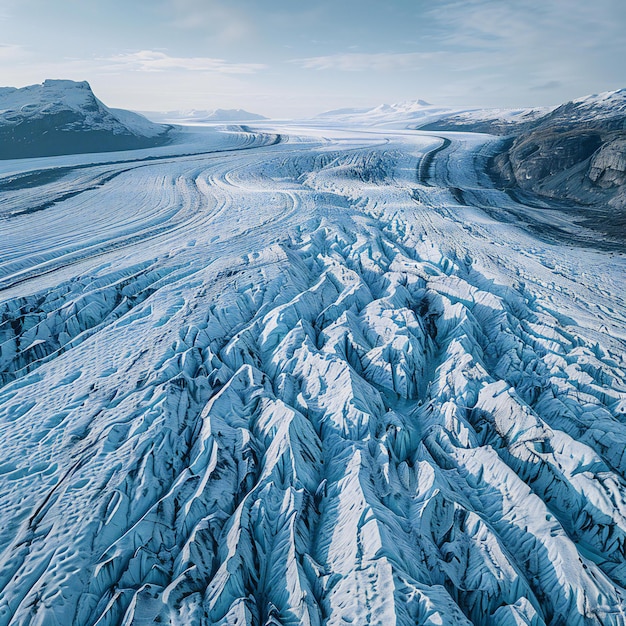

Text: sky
xmin=1 ymin=0 xmax=624 ymax=118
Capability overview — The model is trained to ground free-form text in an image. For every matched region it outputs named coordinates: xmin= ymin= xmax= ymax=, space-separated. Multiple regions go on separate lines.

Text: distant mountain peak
xmin=573 ymin=87 xmax=626 ymax=104
xmin=143 ymin=108 xmax=268 ymax=124
xmin=318 ymin=99 xmax=433 ymax=119
xmin=390 ymin=99 xmax=432 ymax=108
xmin=41 ymin=78 xmax=91 ymax=90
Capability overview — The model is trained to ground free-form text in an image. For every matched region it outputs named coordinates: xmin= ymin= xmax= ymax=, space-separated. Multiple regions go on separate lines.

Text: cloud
xmin=422 ymin=0 xmax=626 ymax=97
xmin=103 ymin=50 xmax=266 ymax=74
xmin=0 ymin=43 xmax=27 ymax=61
xmin=167 ymin=0 xmax=255 ymax=42
xmin=293 ymin=52 xmax=434 ymax=72
xmin=427 ymin=0 xmax=624 ymax=55
xmin=530 ymin=80 xmax=563 ymax=91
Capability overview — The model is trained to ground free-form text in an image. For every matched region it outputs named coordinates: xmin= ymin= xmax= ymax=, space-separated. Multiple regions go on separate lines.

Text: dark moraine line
xmin=0 ymin=166 xmax=77 ymax=191
xmin=417 ymin=136 xmax=451 ymax=186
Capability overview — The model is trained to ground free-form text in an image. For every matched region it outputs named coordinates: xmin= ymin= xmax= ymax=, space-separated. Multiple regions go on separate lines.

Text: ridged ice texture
xmin=1 ymin=125 xmax=626 ymax=626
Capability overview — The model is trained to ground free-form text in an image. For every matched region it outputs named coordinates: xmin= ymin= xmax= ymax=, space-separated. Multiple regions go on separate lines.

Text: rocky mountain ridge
xmin=0 ymin=80 xmax=171 ymax=159
xmin=415 ymin=89 xmax=626 ymax=213
xmin=490 ymin=90 xmax=626 ymax=211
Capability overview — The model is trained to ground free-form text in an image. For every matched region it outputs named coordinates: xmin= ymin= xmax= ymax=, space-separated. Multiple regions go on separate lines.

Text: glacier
xmin=1 ymin=119 xmax=626 ymax=626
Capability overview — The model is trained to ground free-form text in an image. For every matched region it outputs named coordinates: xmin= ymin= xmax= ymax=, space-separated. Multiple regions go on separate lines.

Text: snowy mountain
xmin=492 ymin=88 xmax=626 ymax=211
xmin=543 ymin=88 xmax=626 ymax=128
xmin=315 ymin=100 xmax=456 ymax=127
xmin=1 ymin=103 xmax=626 ymax=625
xmin=145 ymin=108 xmax=268 ymax=124
xmin=0 ymin=79 xmax=171 ymax=159
xmin=418 ymin=106 xmax=553 ymax=135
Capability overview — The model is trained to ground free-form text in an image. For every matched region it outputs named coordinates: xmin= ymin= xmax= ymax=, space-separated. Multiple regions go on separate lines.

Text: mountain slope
xmin=0 ymin=80 xmax=171 ymax=159
xmin=418 ymin=106 xmax=553 ymax=135
xmin=490 ymin=89 xmax=626 ymax=211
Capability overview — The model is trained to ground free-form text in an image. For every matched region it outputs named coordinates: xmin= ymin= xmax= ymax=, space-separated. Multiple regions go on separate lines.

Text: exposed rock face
xmin=503 ymin=131 xmax=602 ymax=182
xmin=0 ymin=79 xmax=171 ymax=159
xmin=589 ymin=138 xmax=626 ymax=188
xmin=490 ymin=90 xmax=626 ymax=212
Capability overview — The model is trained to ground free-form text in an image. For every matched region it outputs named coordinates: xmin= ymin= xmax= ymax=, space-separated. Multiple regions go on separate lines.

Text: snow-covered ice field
xmin=1 ymin=122 xmax=626 ymax=625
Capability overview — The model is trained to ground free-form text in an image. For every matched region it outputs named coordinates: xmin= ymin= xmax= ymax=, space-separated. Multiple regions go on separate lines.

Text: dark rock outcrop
xmin=491 ymin=90 xmax=626 ymax=213
xmin=589 ymin=138 xmax=626 ymax=188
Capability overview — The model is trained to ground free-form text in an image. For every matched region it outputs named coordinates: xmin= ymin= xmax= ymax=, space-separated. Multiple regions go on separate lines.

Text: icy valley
xmin=1 ymin=92 xmax=626 ymax=626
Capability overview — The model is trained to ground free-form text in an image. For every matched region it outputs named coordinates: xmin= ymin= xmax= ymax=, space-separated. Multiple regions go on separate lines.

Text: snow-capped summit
xmin=571 ymin=88 xmax=626 ymax=112
xmin=0 ymin=79 xmax=170 ymax=159
xmin=315 ymin=99 xmax=452 ymax=127
xmin=536 ymin=87 xmax=626 ymax=131
xmin=372 ymin=99 xmax=432 ymax=111
xmin=0 ymin=79 xmax=95 ymax=113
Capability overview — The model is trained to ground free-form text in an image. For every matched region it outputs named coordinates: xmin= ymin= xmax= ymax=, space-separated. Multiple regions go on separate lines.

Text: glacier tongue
xmin=0 ymin=124 xmax=626 ymax=625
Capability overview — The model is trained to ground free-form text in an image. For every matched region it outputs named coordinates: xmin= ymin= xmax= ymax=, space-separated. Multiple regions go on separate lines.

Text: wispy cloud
xmin=427 ymin=0 xmax=624 ymax=56
xmin=293 ymin=52 xmax=435 ymax=72
xmin=530 ymin=80 xmax=563 ymax=91
xmin=103 ymin=50 xmax=266 ymax=74
xmin=423 ymin=0 xmax=626 ymax=96
xmin=0 ymin=43 xmax=27 ymax=61
xmin=0 ymin=0 xmax=17 ymax=22
xmin=167 ymin=0 xmax=255 ymax=42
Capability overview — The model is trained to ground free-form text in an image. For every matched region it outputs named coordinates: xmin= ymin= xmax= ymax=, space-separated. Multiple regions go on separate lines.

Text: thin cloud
xmin=103 ymin=50 xmax=266 ymax=74
xmin=0 ymin=43 xmax=27 ymax=61
xmin=424 ymin=0 xmax=626 ymax=99
xmin=168 ymin=0 xmax=255 ymax=43
xmin=427 ymin=0 xmax=624 ymax=54
xmin=530 ymin=80 xmax=563 ymax=91
xmin=293 ymin=52 xmax=434 ymax=72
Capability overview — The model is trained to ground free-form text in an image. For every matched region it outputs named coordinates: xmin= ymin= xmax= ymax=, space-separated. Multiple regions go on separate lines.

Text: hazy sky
xmin=1 ymin=0 xmax=624 ymax=117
